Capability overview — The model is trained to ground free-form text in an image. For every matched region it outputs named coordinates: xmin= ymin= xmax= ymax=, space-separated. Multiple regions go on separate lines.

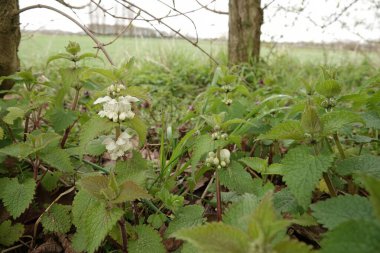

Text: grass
xmin=18 ymin=33 xmax=380 ymax=68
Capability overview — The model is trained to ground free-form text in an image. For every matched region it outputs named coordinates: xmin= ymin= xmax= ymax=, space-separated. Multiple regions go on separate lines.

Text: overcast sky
xmin=19 ymin=0 xmax=380 ymax=43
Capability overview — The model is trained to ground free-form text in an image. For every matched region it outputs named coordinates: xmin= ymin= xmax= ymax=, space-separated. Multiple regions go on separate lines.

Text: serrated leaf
xmin=224 ymin=194 xmax=259 ymax=231
xmin=0 ymin=142 xmax=34 ymax=159
xmin=3 ymin=107 xmax=25 ymax=125
xmin=165 ymin=205 xmax=205 ymax=237
xmin=78 ymin=175 xmax=109 ymax=199
xmin=259 ymin=120 xmax=305 ymax=141
xmin=123 ymin=116 xmax=147 ymax=146
xmin=41 ymin=171 xmax=61 ymax=192
xmin=79 ymin=117 xmax=115 ymax=154
xmin=46 ymin=108 xmax=77 ymax=132
xmin=174 ymin=223 xmax=249 ymax=253
xmin=47 ymin=53 xmax=73 ymax=65
xmin=362 ymin=176 xmax=380 ymax=220
xmin=273 ymin=188 xmax=302 ymax=215
xmin=219 ymin=161 xmax=255 ymax=194
xmin=248 ymin=193 xmax=290 ymax=244
xmin=128 ymin=225 xmax=166 ymax=253
xmin=335 ymin=155 xmax=380 ymax=178
xmin=239 ymin=157 xmax=267 ymax=173
xmin=320 ymin=220 xmax=380 ymax=253
xmin=362 ymin=111 xmax=380 ymax=129
xmin=301 ymin=102 xmax=322 ymax=134
xmin=0 ymin=220 xmax=24 ymax=246
xmin=111 ymin=181 xmax=151 ymax=203
xmin=0 ymin=178 xmax=36 ymax=218
xmin=321 ymin=111 xmax=364 ymax=134
xmin=114 ymin=150 xmax=149 ymax=186
xmin=39 ymin=147 xmax=74 ymax=172
xmin=282 ymin=147 xmax=333 ymax=209
xmin=311 ymin=195 xmax=373 ymax=229
xmin=85 ymin=138 xmax=106 ymax=156
xmin=316 ymin=79 xmax=341 ymax=98
xmin=72 ymin=190 xmax=123 ymax=253
xmin=41 ymin=204 xmax=72 ymax=233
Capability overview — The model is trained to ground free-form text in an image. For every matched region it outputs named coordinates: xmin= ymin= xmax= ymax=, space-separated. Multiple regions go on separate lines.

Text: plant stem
xmin=33 ymin=158 xmax=40 ymax=181
xmin=333 ymin=133 xmax=346 ymax=159
xmin=60 ymin=89 xmax=80 ymax=148
xmin=118 ymin=217 xmax=128 ymax=253
xmin=23 ymin=113 xmax=30 ymax=141
xmin=323 ymin=173 xmax=337 ymax=197
xmin=215 ymin=169 xmax=222 ymax=221
xmin=116 ymin=124 xmax=121 ymax=139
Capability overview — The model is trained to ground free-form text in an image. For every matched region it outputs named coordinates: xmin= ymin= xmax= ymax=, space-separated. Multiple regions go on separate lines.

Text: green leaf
xmin=165 ymin=205 xmax=205 ymax=237
xmin=336 ymin=155 xmax=380 ymax=179
xmin=219 ymin=161 xmax=255 ymax=194
xmin=273 ymin=188 xmax=302 ymax=215
xmin=247 ymin=193 xmax=290 ymax=244
xmin=320 ymin=220 xmax=380 ymax=253
xmin=273 ymin=239 xmax=312 ymax=253
xmin=41 ymin=171 xmax=61 ymax=192
xmin=3 ymin=107 xmax=26 ymax=125
xmin=362 ymin=176 xmax=380 ymax=220
xmin=0 ymin=142 xmax=34 ymax=159
xmin=174 ymin=223 xmax=249 ymax=253
xmin=114 ymin=150 xmax=149 ymax=186
xmin=41 ymin=204 xmax=72 ymax=233
xmin=321 ymin=111 xmax=364 ymax=134
xmin=191 ymin=134 xmax=214 ymax=170
xmin=311 ymin=195 xmax=373 ymax=229
xmin=111 ymin=181 xmax=151 ymax=203
xmin=47 ymin=53 xmax=73 ymax=65
xmin=239 ymin=157 xmax=267 ymax=173
xmin=72 ymin=191 xmax=123 ymax=253
xmin=46 ymin=108 xmax=77 ymax=132
xmin=123 ymin=116 xmax=147 ymax=146
xmin=0 ymin=127 xmax=3 ymax=140
xmin=39 ymin=147 xmax=74 ymax=172
xmin=224 ymin=194 xmax=259 ymax=232
xmin=85 ymin=138 xmax=106 ymax=156
xmin=362 ymin=111 xmax=380 ymax=129
xmin=0 ymin=220 xmax=24 ymax=246
xmin=259 ymin=120 xmax=305 ymax=141
xmin=78 ymin=175 xmax=109 ymax=199
xmin=0 ymin=178 xmax=36 ymax=218
xmin=79 ymin=117 xmax=115 ymax=155
xmin=316 ymin=79 xmax=341 ymax=98
xmin=301 ymin=102 xmax=322 ymax=134
xmin=128 ymin=225 xmax=166 ymax=253
xmin=282 ymin=147 xmax=333 ymax=209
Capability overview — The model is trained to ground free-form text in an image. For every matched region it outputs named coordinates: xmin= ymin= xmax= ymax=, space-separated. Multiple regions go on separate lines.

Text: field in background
xmin=18 ymin=33 xmax=380 ymax=68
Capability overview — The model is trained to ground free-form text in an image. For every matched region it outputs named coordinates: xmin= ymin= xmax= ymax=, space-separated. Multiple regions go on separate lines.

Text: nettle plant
xmin=0 ymin=42 xmax=379 ymax=253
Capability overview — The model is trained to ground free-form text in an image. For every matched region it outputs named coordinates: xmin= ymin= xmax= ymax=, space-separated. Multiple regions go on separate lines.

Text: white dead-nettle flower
xmin=205 ymin=149 xmax=231 ymax=168
xmin=107 ymin=84 xmax=126 ymax=96
xmin=94 ymin=95 xmax=139 ymax=122
xmin=102 ymin=131 xmax=133 ymax=160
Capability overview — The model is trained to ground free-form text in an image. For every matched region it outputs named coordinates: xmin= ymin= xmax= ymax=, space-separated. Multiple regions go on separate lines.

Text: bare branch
xmin=55 ymin=0 xmax=91 ymax=9
xmin=195 ymin=0 xmax=228 ymax=15
xmin=17 ymin=4 xmax=115 ymax=66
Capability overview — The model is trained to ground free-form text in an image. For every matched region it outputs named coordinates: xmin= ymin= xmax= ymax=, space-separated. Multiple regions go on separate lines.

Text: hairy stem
xmin=118 ymin=217 xmax=128 ymax=253
xmin=333 ymin=132 xmax=346 ymax=159
xmin=23 ymin=112 xmax=30 ymax=141
xmin=215 ymin=169 xmax=222 ymax=221
xmin=323 ymin=173 xmax=337 ymax=197
xmin=60 ymin=89 xmax=80 ymax=148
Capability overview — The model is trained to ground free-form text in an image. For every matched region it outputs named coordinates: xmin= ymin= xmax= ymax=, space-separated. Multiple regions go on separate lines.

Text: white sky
xmin=19 ymin=0 xmax=380 ymax=43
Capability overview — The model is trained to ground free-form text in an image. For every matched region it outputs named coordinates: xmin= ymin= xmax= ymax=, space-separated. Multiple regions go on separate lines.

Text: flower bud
xmin=213 ymin=158 xmax=219 ymax=165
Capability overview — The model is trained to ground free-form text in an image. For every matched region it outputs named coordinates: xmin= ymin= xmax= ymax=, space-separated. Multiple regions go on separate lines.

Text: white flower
xmin=219 ymin=149 xmax=230 ymax=164
xmin=94 ymin=94 xmax=139 ymax=122
xmin=102 ymin=131 xmax=133 ymax=160
xmin=107 ymin=84 xmax=126 ymax=96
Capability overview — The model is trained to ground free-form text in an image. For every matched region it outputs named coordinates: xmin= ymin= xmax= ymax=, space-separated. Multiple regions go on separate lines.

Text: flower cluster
xmin=211 ymin=131 xmax=228 ymax=141
xmin=205 ymin=149 xmax=231 ymax=169
xmin=94 ymin=95 xmax=139 ymax=122
xmin=222 ymin=98 xmax=232 ymax=106
xmin=107 ymin=84 xmax=125 ymax=96
xmin=102 ymin=131 xmax=133 ymax=160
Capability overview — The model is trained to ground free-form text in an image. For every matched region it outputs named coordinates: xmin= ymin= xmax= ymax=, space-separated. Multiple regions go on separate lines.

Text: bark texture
xmin=228 ymin=0 xmax=263 ymax=65
xmin=0 ymin=0 xmax=21 ymax=95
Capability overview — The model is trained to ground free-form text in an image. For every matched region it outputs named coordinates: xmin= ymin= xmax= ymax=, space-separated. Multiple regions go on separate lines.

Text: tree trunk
xmin=0 ymin=0 xmax=21 ymax=96
xmin=228 ymin=0 xmax=263 ymax=65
